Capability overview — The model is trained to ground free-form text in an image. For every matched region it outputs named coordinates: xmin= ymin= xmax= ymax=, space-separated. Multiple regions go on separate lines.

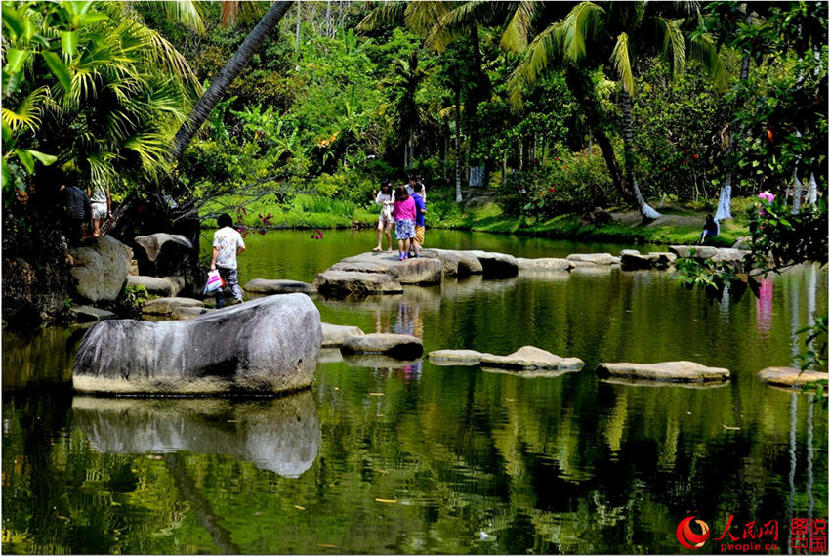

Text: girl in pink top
xmin=393 ymin=186 xmax=416 ymax=260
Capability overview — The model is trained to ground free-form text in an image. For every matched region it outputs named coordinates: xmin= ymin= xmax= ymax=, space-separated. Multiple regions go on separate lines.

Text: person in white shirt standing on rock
xmin=210 ymin=213 xmax=246 ymax=308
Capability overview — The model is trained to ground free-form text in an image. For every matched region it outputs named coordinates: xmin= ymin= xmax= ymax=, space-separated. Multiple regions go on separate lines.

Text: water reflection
xmin=72 ymin=392 xmax=321 ymax=478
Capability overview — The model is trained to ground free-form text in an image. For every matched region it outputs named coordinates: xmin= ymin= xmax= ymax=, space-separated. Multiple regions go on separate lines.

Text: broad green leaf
xmin=4 ymin=48 xmax=28 ymax=75
xmin=28 ymin=150 xmax=57 ymax=166
xmin=1 ymin=157 xmax=11 ymax=190
xmin=2 ymin=6 xmax=24 ymax=40
xmin=15 ymin=149 xmax=34 ymax=173
xmin=41 ymin=52 xmax=72 ymax=93
xmin=2 ymin=120 xmax=12 ymax=143
xmin=61 ymin=30 xmax=78 ymax=59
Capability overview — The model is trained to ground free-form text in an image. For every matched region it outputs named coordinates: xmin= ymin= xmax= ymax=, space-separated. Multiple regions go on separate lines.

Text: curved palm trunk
xmin=620 ymin=89 xmax=661 ymax=219
xmin=716 ymin=54 xmax=752 ymax=222
xmin=169 ymin=1 xmax=293 ymax=163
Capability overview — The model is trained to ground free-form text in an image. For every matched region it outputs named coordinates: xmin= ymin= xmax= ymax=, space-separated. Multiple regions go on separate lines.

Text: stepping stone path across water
xmin=429 ymin=346 xmax=583 ymax=371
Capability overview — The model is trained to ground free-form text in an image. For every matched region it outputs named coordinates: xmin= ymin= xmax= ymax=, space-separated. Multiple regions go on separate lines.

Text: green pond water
xmin=2 ymin=229 xmax=827 ymax=554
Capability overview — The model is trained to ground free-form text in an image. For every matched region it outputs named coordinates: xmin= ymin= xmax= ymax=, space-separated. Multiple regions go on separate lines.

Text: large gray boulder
xmin=331 ymin=252 xmax=443 ymax=285
xmin=465 ymin=251 xmax=519 ymax=278
xmin=597 ymin=361 xmax=729 ymax=383
xmin=480 ymin=346 xmax=584 ymax=370
xmin=133 ymin=233 xmax=193 ymax=277
xmin=321 ymin=322 xmax=365 ymax=348
xmin=244 ymin=278 xmax=315 ymax=295
xmin=313 ymin=270 xmax=403 ymax=298
xmin=72 ymin=393 xmax=320 ymax=477
xmin=340 ymin=333 xmax=423 ymax=360
xmin=127 ymin=275 xmax=185 ymax=297
xmin=73 ymin=293 xmax=321 ymax=395
xmin=67 ymin=236 xmax=133 ymax=303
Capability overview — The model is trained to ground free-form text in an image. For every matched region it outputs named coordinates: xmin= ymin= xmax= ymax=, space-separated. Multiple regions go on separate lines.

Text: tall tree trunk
xmin=620 ymin=89 xmax=661 ymax=219
xmin=454 ymin=92 xmax=462 ymax=203
xmin=807 ymin=173 xmax=817 ymax=206
xmin=716 ymin=53 xmax=752 ymax=222
xmin=169 ymin=1 xmax=293 ymax=164
xmin=326 ymin=0 xmax=331 ymax=36
xmin=294 ymin=1 xmax=301 ymax=56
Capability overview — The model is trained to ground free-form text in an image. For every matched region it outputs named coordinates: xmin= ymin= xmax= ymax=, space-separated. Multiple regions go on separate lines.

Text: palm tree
xmin=509 ymin=1 xmax=725 ymax=219
xmin=380 ymin=52 xmax=426 ymax=169
xmin=168 ymin=1 xmax=294 ymax=163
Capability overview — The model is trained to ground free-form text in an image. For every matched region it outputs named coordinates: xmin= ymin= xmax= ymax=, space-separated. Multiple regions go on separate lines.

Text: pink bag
xmin=203 ymin=270 xmax=224 ymax=294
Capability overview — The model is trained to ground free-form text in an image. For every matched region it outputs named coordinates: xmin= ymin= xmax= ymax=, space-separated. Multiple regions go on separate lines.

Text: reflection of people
xmin=210 ymin=213 xmax=246 ymax=308
xmin=394 ymin=301 xmax=414 ymax=336
xmin=699 ymin=214 xmax=719 ymax=245
xmin=394 ymin=186 xmax=416 ymax=261
xmin=373 ymin=180 xmax=395 ymax=252
xmin=87 ymin=182 xmax=111 ymax=237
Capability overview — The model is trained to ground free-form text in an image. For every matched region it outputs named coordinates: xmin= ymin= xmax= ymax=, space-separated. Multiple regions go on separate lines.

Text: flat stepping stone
xmin=330 ymin=252 xmax=443 ymax=284
xmin=127 ymin=275 xmax=185 ymax=297
xmin=597 ymin=361 xmax=730 ymax=383
xmin=566 ymin=253 xmax=615 ymax=265
xmin=480 ymin=346 xmax=584 ymax=370
xmin=619 ymin=250 xmax=677 ymax=270
xmin=464 ymin=250 xmax=518 ymax=278
xmin=70 ymin=305 xmax=117 ymax=322
xmin=418 ymin=249 xmax=459 ymax=277
xmin=340 ymin=333 xmax=423 ymax=360
xmin=244 ymin=278 xmax=315 ymax=295
xmin=758 ymin=366 xmax=828 ymax=390
xmin=428 ymin=349 xmax=489 ymax=365
xmin=321 ymin=322 xmax=365 ymax=348
xmin=668 ymin=245 xmax=749 ymax=263
xmin=517 ymin=258 xmax=573 ymax=273
xmin=142 ymin=297 xmax=203 ymax=316
xmin=318 ymin=348 xmax=345 ymax=364
xmin=170 ymin=306 xmax=212 ymax=321
xmin=313 ymin=270 xmax=403 ymax=298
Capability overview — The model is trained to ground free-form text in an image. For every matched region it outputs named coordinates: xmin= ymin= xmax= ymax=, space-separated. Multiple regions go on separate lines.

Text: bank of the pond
xmin=200 ymin=192 xmax=750 ymax=247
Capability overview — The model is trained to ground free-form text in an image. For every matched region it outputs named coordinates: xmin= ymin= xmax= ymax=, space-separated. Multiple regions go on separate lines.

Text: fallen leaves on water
xmin=722 ymin=424 xmax=741 ymax=430
xmin=317 ymin=543 xmax=337 ymax=548
xmin=369 ymin=392 xmax=385 ymax=396
xmin=505 ymin=398 xmax=517 ymax=402
xmin=375 ymin=498 xmax=397 ymax=504
xmin=294 ymin=505 xmax=306 ymax=511
xmin=373 ymin=469 xmax=389 ymax=475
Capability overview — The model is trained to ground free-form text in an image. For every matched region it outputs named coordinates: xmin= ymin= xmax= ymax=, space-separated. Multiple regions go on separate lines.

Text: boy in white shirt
xmin=210 ymin=213 xmax=246 ymax=308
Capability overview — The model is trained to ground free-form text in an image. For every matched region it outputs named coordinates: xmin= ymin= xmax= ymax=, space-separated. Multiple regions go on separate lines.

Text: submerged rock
xmin=758 ymin=366 xmax=828 ymax=390
xmin=244 ymin=278 xmax=315 ymax=295
xmin=72 ymin=392 xmax=321 ymax=477
xmin=480 ymin=346 xmax=584 ymax=370
xmin=68 ymin=236 xmax=133 ymax=303
xmin=340 ymin=333 xmax=424 ymax=360
xmin=313 ymin=270 xmax=403 ymax=298
xmin=321 ymin=322 xmax=365 ymax=348
xmin=597 ymin=361 xmax=729 ymax=383
xmin=73 ymin=293 xmax=321 ymax=395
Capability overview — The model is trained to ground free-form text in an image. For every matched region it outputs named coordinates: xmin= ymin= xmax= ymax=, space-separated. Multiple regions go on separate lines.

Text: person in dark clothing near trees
xmin=699 ymin=214 xmax=720 ymax=245
xmin=60 ymin=182 xmax=89 ymax=245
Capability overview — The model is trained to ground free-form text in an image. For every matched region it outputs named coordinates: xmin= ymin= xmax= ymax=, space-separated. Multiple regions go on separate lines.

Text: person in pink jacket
xmin=393 ymin=185 xmax=416 ymax=260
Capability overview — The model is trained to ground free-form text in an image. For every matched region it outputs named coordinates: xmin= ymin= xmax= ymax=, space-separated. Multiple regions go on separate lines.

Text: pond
xmin=2 ymin=229 xmax=827 ymax=554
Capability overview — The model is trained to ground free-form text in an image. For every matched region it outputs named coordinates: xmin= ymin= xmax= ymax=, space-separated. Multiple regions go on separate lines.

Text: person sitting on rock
xmin=210 ymin=213 xmax=246 ymax=308
xmin=699 ymin=214 xmax=720 ymax=245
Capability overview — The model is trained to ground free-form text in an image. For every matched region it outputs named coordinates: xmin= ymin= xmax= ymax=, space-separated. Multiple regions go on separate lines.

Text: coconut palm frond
xmin=356 ymin=2 xmax=406 ymax=32
xmin=508 ymin=21 xmax=565 ymax=108
xmin=426 ymin=1 xmax=492 ymax=52
xmin=611 ymin=32 xmax=634 ymax=95
xmin=124 ymin=131 xmax=169 ymax=176
xmin=563 ymin=1 xmax=604 ymax=63
xmin=689 ymin=31 xmax=729 ymax=90
xmin=658 ymin=17 xmax=686 ymax=76
xmin=500 ymin=1 xmax=538 ymax=53
xmin=157 ymin=0 xmax=205 ymax=34
xmin=1 ymin=86 xmax=49 ymax=132
xmin=405 ymin=1 xmax=450 ymax=37
xmin=87 ymin=151 xmax=119 ymax=186
xmin=119 ymin=19 xmax=201 ymax=93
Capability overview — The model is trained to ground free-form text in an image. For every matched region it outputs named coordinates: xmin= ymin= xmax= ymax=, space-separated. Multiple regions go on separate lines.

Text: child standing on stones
xmin=393 ymin=186 xmax=416 ymax=261
xmin=411 ymin=183 xmax=427 ymax=257
xmin=373 ymin=180 xmax=395 ymax=251
xmin=210 ymin=213 xmax=246 ymax=308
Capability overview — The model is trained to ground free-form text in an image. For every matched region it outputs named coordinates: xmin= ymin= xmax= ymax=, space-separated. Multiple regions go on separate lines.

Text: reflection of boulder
xmin=342 ymin=353 xmax=421 ymax=368
xmin=465 ymin=251 xmax=519 ymax=278
xmin=73 ymin=293 xmax=321 ymax=395
xmin=72 ymin=392 xmax=321 ymax=477
xmin=619 ymin=249 xmax=677 ymax=270
xmin=601 ymin=377 xmax=729 ymax=389
xmin=67 ymin=236 xmax=133 ymax=303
